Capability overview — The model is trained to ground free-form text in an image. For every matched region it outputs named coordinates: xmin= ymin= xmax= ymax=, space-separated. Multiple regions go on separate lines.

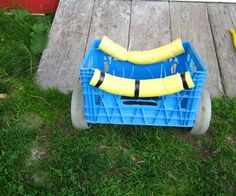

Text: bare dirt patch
xmin=227 ymin=135 xmax=236 ymax=146
xmin=172 ymin=128 xmax=198 ymax=147
xmin=200 ymin=147 xmax=213 ymax=158
xmin=22 ymin=112 xmax=44 ymax=129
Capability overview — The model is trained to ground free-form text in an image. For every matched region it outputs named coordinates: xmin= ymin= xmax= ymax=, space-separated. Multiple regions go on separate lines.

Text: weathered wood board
xmin=37 ymin=0 xmax=94 ymax=93
xmin=86 ymin=0 xmax=131 ymax=50
xmin=208 ymin=3 xmax=236 ymax=97
xmin=170 ymin=2 xmax=223 ymax=97
xmin=170 ymin=0 xmax=236 ymax=2
xmin=36 ymin=0 xmax=236 ymax=97
xmin=129 ymin=1 xmax=171 ymax=50
xmin=229 ymin=4 xmax=236 ymax=30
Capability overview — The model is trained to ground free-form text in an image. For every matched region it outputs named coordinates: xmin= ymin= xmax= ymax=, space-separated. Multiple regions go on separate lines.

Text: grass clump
xmin=1 ymin=82 xmax=235 ymax=195
xmin=0 ymin=9 xmax=52 ymax=77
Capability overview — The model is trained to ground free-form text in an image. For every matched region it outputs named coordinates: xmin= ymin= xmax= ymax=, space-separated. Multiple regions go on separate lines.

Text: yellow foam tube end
xmin=127 ymin=39 xmax=185 ymax=65
xmin=90 ymin=69 xmax=135 ymax=97
xmin=185 ymin=71 xmax=195 ymax=89
xmin=90 ymin=69 xmax=195 ymax=97
xmin=98 ymin=36 xmax=128 ymax=61
xmin=90 ymin=69 xmax=101 ymax=86
xmin=229 ymin=28 xmax=236 ymax=49
xmin=98 ymin=36 xmax=185 ymax=64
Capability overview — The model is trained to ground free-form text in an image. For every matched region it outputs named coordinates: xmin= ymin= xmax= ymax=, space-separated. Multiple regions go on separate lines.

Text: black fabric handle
xmin=134 ymin=80 xmax=140 ymax=97
xmin=180 ymin=73 xmax=189 ymax=89
xmin=95 ymin=72 xmax=105 ymax=88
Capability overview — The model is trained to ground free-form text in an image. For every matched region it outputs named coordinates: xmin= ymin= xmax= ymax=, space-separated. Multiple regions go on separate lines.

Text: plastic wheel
xmin=71 ymin=78 xmax=90 ymax=129
xmin=190 ymin=89 xmax=211 ymax=135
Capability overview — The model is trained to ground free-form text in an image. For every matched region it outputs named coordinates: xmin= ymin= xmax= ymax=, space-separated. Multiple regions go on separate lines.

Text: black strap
xmin=134 ymin=80 xmax=140 ymax=97
xmin=180 ymin=73 xmax=189 ymax=89
xmin=95 ymin=72 xmax=105 ymax=88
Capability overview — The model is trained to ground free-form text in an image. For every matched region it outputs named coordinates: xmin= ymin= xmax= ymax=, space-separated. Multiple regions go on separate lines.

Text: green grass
xmin=0 ymin=9 xmax=235 ymax=195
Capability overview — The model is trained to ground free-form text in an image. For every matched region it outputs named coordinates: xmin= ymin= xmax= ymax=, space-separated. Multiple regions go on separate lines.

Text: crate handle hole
xmin=123 ymin=101 xmax=157 ymax=106
xmin=95 ymin=95 xmax=101 ymax=105
xmin=180 ymin=98 xmax=188 ymax=109
xmin=171 ymin=64 xmax=177 ymax=74
xmin=192 ymin=64 xmax=196 ymax=72
xmin=104 ymin=62 xmax=109 ymax=72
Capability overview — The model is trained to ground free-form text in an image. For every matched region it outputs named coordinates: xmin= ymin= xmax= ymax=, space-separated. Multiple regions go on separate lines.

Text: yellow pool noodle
xmin=128 ymin=39 xmax=184 ymax=64
xmin=90 ymin=69 xmax=135 ymax=97
xmin=98 ymin=36 xmax=185 ymax=65
xmin=98 ymin=36 xmax=128 ymax=61
xmin=90 ymin=69 xmax=195 ymax=97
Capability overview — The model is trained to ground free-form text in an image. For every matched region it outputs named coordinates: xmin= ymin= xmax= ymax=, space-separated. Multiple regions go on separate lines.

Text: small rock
xmin=0 ymin=93 xmax=7 ymax=99
xmin=227 ymin=136 xmax=236 ymax=146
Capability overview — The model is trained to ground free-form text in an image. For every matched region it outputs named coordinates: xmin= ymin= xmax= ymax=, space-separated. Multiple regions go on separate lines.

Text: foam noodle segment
xmin=98 ymin=36 xmax=185 ymax=65
xmin=90 ymin=69 xmax=195 ymax=97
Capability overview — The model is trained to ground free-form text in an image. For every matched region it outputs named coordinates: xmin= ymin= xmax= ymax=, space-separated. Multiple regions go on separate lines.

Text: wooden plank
xmin=129 ymin=1 xmax=171 ymax=50
xmin=208 ymin=3 xmax=236 ymax=97
xmin=86 ymin=0 xmax=131 ymax=50
xmin=37 ymin=0 xmax=94 ymax=93
xmin=229 ymin=3 xmax=236 ymax=26
xmin=170 ymin=0 xmax=236 ymax=3
xmin=170 ymin=2 xmax=223 ymax=97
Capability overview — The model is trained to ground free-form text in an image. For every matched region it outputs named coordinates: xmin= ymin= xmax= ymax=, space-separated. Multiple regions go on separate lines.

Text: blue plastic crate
xmin=80 ymin=39 xmax=207 ymax=127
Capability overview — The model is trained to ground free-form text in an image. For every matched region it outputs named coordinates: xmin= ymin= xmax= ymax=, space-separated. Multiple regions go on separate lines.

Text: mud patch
xmin=24 ymin=172 xmax=48 ymax=185
xmin=172 ymin=128 xmax=198 ymax=147
xmin=131 ymin=155 xmax=145 ymax=165
xmin=97 ymin=144 xmax=110 ymax=153
xmin=26 ymin=136 xmax=47 ymax=166
xmin=55 ymin=114 xmax=71 ymax=133
xmin=31 ymin=146 xmax=46 ymax=161
xmin=24 ymin=136 xmax=48 ymax=185
xmin=227 ymin=135 xmax=236 ymax=146
xmin=200 ymin=147 xmax=213 ymax=158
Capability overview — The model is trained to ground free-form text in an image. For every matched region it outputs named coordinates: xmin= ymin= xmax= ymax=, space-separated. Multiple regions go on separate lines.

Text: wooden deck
xmin=37 ymin=0 xmax=236 ymax=97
